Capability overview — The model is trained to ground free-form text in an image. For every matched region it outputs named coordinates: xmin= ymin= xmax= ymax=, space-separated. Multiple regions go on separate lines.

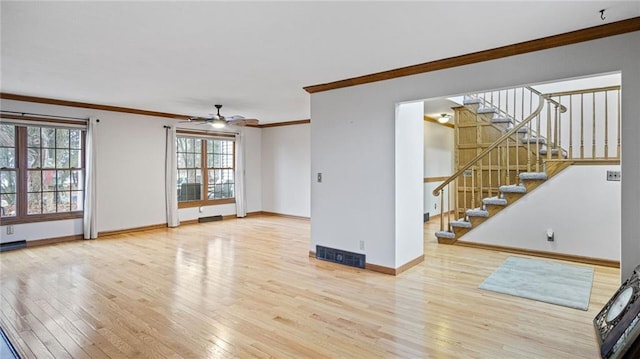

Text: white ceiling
xmin=2 ymin=1 xmax=638 ymax=124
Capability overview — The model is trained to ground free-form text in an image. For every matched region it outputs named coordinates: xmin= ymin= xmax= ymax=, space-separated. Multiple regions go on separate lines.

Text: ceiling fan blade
xmin=226 ymin=115 xmax=245 ymax=121
xmin=227 ymin=118 xmax=259 ymax=126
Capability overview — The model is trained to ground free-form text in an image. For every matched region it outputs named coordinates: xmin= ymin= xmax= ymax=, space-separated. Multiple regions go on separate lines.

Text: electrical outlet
xmin=6 ymin=225 xmax=14 ymax=235
xmin=359 ymin=240 xmax=365 ymax=250
xmin=434 ymin=203 xmax=437 ymax=210
xmin=317 ymin=172 xmax=322 ymax=183
xmin=607 ymin=170 xmax=621 ymax=181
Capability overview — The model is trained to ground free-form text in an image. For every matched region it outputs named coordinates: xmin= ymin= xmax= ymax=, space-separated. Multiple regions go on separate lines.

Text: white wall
xmin=395 ymin=102 xmax=424 ymax=266
xmin=423 ymin=120 xmax=454 ymax=217
xmin=261 ymin=124 xmax=310 ymax=217
xmin=463 ymin=165 xmax=621 ymax=260
xmin=0 ymin=99 xmax=263 ymax=241
xmin=310 ymin=31 xmax=640 ymax=277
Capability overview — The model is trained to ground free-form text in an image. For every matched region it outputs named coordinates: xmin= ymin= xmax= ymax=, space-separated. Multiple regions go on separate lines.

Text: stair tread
xmin=499 ymin=184 xmax=527 ymax=193
xmin=435 ymin=231 xmax=456 ymax=238
xmin=466 ymin=209 xmax=489 ymax=217
xmin=483 ymin=197 xmax=508 ymax=205
xmin=519 ymin=172 xmax=548 ymax=180
xmin=463 ymin=97 xmax=482 ymax=105
xmin=451 ymin=220 xmax=472 ymax=228
xmin=521 ymin=137 xmax=547 ymax=144
xmin=491 ymin=116 xmax=514 ymax=124
xmin=478 ymin=107 xmax=497 ymax=114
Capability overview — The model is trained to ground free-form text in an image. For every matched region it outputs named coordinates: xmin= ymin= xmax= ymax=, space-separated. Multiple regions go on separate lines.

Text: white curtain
xmin=83 ymin=117 xmax=98 ymax=239
xmin=235 ymin=132 xmax=247 ymax=217
xmin=165 ymin=126 xmax=180 ymax=227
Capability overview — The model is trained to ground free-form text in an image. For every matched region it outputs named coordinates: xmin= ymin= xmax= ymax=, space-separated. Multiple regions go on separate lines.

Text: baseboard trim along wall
xmin=308 ymin=251 xmax=424 ymax=276
xmin=26 ymin=234 xmax=84 ymax=247
xmin=98 ymin=223 xmax=168 ymax=237
xmin=455 ymin=240 xmax=620 ymax=268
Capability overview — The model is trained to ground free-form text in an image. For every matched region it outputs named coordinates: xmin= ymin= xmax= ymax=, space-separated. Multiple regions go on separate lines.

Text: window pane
xmin=28 ymin=171 xmax=42 ymax=192
xmin=176 ymin=137 xmax=187 ymax=152
xmin=0 ymin=148 xmax=15 ymax=168
xmin=57 ymin=170 xmax=71 ymax=190
xmin=207 ymin=153 xmax=213 ymax=168
xmin=27 ymin=127 xmax=40 ymax=146
xmin=186 ymin=153 xmax=194 ymax=168
xmin=56 ymin=129 xmax=70 ymax=148
xmin=71 ymin=191 xmax=84 ymax=211
xmin=27 ymin=192 xmax=42 ymax=214
xmin=0 ymin=170 xmax=17 ymax=193
xmin=42 ymin=192 xmax=56 ymax=213
xmin=42 ymin=149 xmax=56 ymax=168
xmin=1 ymin=193 xmax=16 ymax=217
xmin=70 ymin=150 xmax=81 ymax=168
xmin=185 ymin=138 xmax=194 ymax=152
xmin=42 ymin=170 xmax=56 ymax=191
xmin=177 ymin=153 xmax=186 ymax=168
xmin=42 ymin=128 xmax=56 ymax=148
xmin=70 ymin=130 xmax=82 ymax=149
xmin=194 ymin=139 xmax=201 ymax=152
xmin=57 ymin=192 xmax=70 ymax=212
xmin=71 ymin=170 xmax=83 ymax=190
xmin=0 ymin=125 xmax=15 ymax=146
xmin=27 ymin=148 xmax=41 ymax=168
xmin=56 ymin=149 xmax=70 ymax=168
xmin=194 ymin=153 xmax=201 ymax=168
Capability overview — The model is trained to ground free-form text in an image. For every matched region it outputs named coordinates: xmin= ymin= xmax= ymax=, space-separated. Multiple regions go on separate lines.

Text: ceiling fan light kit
xmin=181 ymin=104 xmax=259 ymax=128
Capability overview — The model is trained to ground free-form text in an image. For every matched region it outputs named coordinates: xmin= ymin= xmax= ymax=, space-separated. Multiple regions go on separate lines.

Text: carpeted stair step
xmin=477 ymin=107 xmax=497 ymax=114
xmin=450 ymin=220 xmax=473 ymax=237
xmin=519 ymin=172 xmax=548 ymax=181
xmin=491 ymin=116 xmax=514 ymax=124
xmin=482 ymin=196 xmax=508 ymax=216
xmin=521 ymin=137 xmax=546 ymax=145
xmin=435 ymin=230 xmax=456 ymax=244
xmin=483 ymin=196 xmax=507 ymax=206
xmin=499 ymin=184 xmax=527 ymax=193
xmin=519 ymin=172 xmax=548 ymax=191
xmin=500 ymin=184 xmax=527 ymax=203
xmin=539 ymin=147 xmax=568 ymax=158
xmin=463 ymin=97 xmax=482 ymax=105
xmin=466 ymin=208 xmax=490 ymax=227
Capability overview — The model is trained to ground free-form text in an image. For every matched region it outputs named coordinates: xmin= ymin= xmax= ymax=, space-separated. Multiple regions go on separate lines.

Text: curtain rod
xmin=0 ymin=110 xmax=89 ymax=121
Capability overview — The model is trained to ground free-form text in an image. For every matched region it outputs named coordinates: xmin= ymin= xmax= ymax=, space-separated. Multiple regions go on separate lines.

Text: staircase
xmin=434 ymin=84 xmax=621 ymax=244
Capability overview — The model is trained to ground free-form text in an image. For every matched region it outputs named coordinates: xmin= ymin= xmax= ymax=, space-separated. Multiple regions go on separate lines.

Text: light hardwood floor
xmin=0 ymin=216 xmax=620 ymax=358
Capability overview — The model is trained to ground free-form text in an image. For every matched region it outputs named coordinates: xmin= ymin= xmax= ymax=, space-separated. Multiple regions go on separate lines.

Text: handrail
xmin=543 ymin=85 xmax=620 ymax=98
xmin=526 ymin=86 xmax=567 ymax=113
xmin=432 ymin=94 xmax=545 ymax=196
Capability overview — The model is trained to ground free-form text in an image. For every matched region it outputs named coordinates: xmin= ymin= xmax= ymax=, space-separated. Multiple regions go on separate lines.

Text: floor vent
xmin=0 ymin=240 xmax=27 ymax=252
xmin=316 ymin=245 xmax=365 ymax=269
xmin=198 ymin=215 xmax=223 ymax=223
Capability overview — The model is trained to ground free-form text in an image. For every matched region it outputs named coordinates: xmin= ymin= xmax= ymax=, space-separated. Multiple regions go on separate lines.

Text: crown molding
xmin=303 ymin=17 xmax=640 ymax=94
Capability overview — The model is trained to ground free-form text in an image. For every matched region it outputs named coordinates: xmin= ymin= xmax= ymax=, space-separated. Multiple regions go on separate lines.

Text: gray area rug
xmin=479 ymin=256 xmax=594 ymax=310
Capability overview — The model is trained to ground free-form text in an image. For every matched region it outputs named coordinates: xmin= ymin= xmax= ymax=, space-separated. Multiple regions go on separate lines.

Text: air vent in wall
xmin=198 ymin=215 xmax=223 ymax=223
xmin=316 ymin=245 xmax=365 ymax=269
xmin=0 ymin=240 xmax=27 ymax=252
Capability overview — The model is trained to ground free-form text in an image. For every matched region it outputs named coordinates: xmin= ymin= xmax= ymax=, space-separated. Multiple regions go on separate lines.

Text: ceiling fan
xmin=184 ymin=104 xmax=259 ymax=128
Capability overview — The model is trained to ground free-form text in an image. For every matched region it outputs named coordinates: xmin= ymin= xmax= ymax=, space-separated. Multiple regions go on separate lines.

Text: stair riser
xmin=522 ymin=179 xmax=546 ymax=192
xmin=452 ymin=226 xmax=472 ymax=237
xmin=504 ymin=192 xmax=524 ymax=204
xmin=437 ymin=237 xmax=457 ymax=245
xmin=469 ymin=216 xmax=488 ymax=227
xmin=485 ymin=204 xmax=506 ymax=217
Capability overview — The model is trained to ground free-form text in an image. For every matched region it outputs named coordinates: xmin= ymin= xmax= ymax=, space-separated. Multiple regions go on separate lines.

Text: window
xmin=0 ymin=123 xmax=85 ymax=224
xmin=176 ymin=134 xmax=235 ymax=207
